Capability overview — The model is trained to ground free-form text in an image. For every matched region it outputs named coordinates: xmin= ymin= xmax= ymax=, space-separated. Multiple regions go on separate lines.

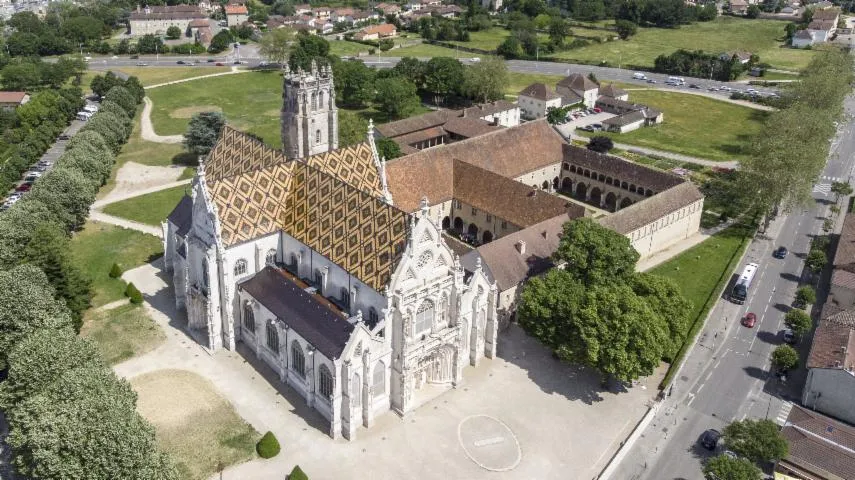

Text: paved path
xmin=89 ymin=211 xmax=162 ymax=237
xmin=624 ymin=87 xmax=776 ymax=111
xmin=144 ymin=65 xmax=246 ymax=90
xmin=92 ymin=179 xmax=191 ymax=208
xmin=573 ymin=136 xmax=739 ymax=169
xmin=141 ymin=97 xmax=183 ymax=144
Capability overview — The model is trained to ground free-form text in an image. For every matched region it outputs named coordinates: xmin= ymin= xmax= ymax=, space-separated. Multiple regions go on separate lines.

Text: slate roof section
xmin=812 ymin=7 xmax=841 ymax=20
xmin=461 ymin=100 xmax=516 ymax=118
xmin=603 ymin=110 xmax=645 ymax=127
xmin=794 ymin=29 xmax=814 ymax=39
xmin=167 ymin=194 xmax=193 ymax=237
xmin=832 ymin=269 xmax=855 ymax=290
xmin=130 ymin=5 xmax=206 ymax=20
xmin=461 ymin=213 xmax=575 ymax=291
xmin=778 ymin=405 xmax=855 ymax=480
xmin=833 ymin=214 xmax=855 ymax=272
xmin=452 ymin=159 xmax=583 ymax=228
xmin=240 ymin=267 xmax=354 ymax=359
xmin=557 ymin=73 xmax=598 ymax=93
xmin=807 ymin=309 xmax=855 ymax=370
xmin=386 ymin=120 xmax=567 ymax=212
xmin=599 ymin=83 xmax=628 ymax=99
xmin=519 ymin=83 xmax=561 ymax=101
xmin=562 ymin=144 xmax=684 ymax=192
xmin=376 ymin=110 xmax=453 ymax=138
xmin=598 ymin=182 xmax=703 ymax=234
xmin=442 ymin=116 xmax=502 ymax=138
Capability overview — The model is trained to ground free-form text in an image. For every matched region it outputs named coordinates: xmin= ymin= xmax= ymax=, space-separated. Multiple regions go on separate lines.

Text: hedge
xmin=256 ymin=431 xmax=281 ymax=459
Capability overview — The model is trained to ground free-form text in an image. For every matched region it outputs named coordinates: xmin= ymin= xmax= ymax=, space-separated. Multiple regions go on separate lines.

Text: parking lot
xmin=1 ymin=102 xmax=93 ymax=211
xmin=552 ymin=110 xmax=615 ymax=139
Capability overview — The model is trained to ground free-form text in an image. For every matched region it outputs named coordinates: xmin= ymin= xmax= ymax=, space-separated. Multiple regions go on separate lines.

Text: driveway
xmin=552 ymin=111 xmax=614 ymax=138
xmin=116 ymin=260 xmax=662 ymax=480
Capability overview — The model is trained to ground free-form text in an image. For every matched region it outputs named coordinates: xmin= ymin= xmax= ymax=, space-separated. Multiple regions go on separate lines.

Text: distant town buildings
xmin=354 ymin=23 xmax=397 ymax=41
xmin=794 ymin=7 xmax=841 ymax=47
xmin=128 ymin=4 xmax=206 ymax=36
xmin=225 ymin=3 xmax=249 ymax=27
xmin=0 ymin=91 xmax=29 ymax=110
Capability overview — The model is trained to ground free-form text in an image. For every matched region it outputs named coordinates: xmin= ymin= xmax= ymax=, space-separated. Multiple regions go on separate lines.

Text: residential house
xmin=376 ymin=2 xmax=402 ymax=16
xmin=225 ymin=4 xmax=249 ymax=27
xmin=792 ymin=29 xmax=816 ymax=47
xmin=188 ymin=19 xmax=212 ymax=45
xmin=602 ymin=111 xmax=646 ymax=133
xmin=294 ymin=3 xmax=311 ymax=15
xmin=775 ymin=405 xmax=855 ymax=480
xmin=128 ymin=4 xmax=206 ymax=36
xmin=354 ymin=23 xmax=397 ymax=41
xmin=803 ymin=306 xmax=855 ymax=425
xmin=807 ymin=7 xmax=841 ymax=42
xmin=518 ymin=83 xmax=563 ymax=120
xmin=407 ymin=0 xmax=443 ymax=11
xmin=599 ymin=83 xmax=629 ymax=101
xmin=0 ymin=91 xmax=29 ymax=110
xmin=311 ymin=6 xmax=333 ymax=19
xmin=719 ymin=50 xmax=753 ymax=64
xmin=431 ymin=5 xmax=463 ymax=17
xmin=556 ymin=73 xmax=599 ymax=108
xmin=730 ymin=0 xmax=749 ymax=14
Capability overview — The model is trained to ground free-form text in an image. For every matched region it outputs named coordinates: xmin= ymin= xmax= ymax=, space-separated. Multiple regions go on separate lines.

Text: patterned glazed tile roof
xmin=203 ymin=126 xmax=409 ymax=291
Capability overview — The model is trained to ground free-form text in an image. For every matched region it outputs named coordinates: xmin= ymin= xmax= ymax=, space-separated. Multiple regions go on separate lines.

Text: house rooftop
xmin=225 ymin=4 xmax=248 ymax=14
xmin=599 ymin=83 xmax=628 ymax=99
xmin=598 ymin=182 xmax=703 ymax=234
xmin=602 ymin=110 xmax=645 ymax=127
xmin=0 ymin=91 xmax=28 ymax=104
xmin=778 ymin=405 xmax=855 ymax=480
xmin=806 ymin=308 xmax=855 ymax=370
xmin=557 ymin=73 xmax=598 ymax=93
xmin=519 ymin=83 xmax=561 ymax=101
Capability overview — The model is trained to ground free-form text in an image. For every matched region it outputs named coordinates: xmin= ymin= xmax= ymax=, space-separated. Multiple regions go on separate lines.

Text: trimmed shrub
xmin=289 ymin=465 xmax=308 ymax=480
xmin=109 ymin=263 xmax=122 ymax=278
xmin=256 ymin=431 xmax=281 ymax=459
xmin=125 ymin=282 xmax=143 ymax=304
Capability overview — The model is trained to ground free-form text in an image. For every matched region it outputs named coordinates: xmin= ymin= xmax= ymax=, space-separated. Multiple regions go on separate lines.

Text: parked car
xmin=632 ymin=72 xmax=647 ymax=80
xmin=783 ymin=329 xmax=796 ymax=344
xmin=215 ymin=62 xmax=225 ymax=66
xmin=708 ymin=86 xmax=718 ymax=91
xmin=773 ymin=246 xmax=788 ymax=259
xmin=15 ymin=183 xmax=32 ymax=192
xmin=130 ymin=54 xmax=139 ymax=59
xmin=58 ymin=133 xmax=70 ymax=140
xmin=689 ymin=84 xmax=701 ymax=89
xmin=592 ymin=123 xmax=603 ymax=130
xmin=742 ymin=312 xmax=757 ymax=328
xmin=136 ymin=62 xmax=148 ymax=67
xmin=700 ymin=429 xmax=721 ymax=450
xmin=593 ymin=107 xmax=602 ymax=113
xmin=177 ymin=60 xmax=186 ymax=65
xmin=581 ymin=125 xmax=595 ymax=132
xmin=207 ymin=58 xmax=216 ymax=62
xmin=646 ymin=79 xmax=657 ymax=84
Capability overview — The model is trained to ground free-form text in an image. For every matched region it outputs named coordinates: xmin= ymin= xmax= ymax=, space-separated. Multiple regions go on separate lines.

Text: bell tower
xmin=281 ymin=60 xmax=339 ymax=159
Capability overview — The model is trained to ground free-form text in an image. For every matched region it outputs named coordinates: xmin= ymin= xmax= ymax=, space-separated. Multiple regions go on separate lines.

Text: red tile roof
xmin=779 ymin=405 xmax=855 ymax=480
xmin=0 ymin=91 xmax=27 ymax=104
xmin=225 ymin=4 xmax=248 ymax=14
xmin=807 ymin=309 xmax=855 ymax=370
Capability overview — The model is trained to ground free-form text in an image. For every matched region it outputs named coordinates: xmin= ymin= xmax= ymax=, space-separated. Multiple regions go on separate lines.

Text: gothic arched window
xmin=319 ymin=364 xmax=334 ymax=401
xmin=315 ymin=129 xmax=321 ymax=145
xmin=234 ymin=259 xmax=247 ymax=276
xmin=368 ymin=307 xmax=379 ymax=326
xmin=373 ymin=361 xmax=385 ymax=394
xmin=311 ymin=92 xmax=317 ymax=110
xmin=265 ymin=249 xmax=276 ymax=266
xmin=318 ymin=90 xmax=324 ymax=108
xmin=414 ymin=300 xmax=434 ymax=335
xmin=243 ymin=303 xmax=255 ymax=333
xmin=201 ymin=258 xmax=209 ymax=290
xmin=340 ymin=287 xmax=350 ymax=308
xmin=266 ymin=321 xmax=279 ymax=353
xmin=291 ymin=341 xmax=305 ymax=377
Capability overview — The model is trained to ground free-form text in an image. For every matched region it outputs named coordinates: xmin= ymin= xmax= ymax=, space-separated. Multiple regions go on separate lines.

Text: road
xmin=85 ymin=52 xmax=776 ymax=98
xmin=609 ymin=94 xmax=855 ymax=479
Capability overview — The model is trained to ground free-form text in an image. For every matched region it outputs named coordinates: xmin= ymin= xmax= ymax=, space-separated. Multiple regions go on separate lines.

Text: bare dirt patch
xmin=170 ymin=105 xmax=223 ymax=119
xmin=131 ymin=369 xmax=258 ymax=480
xmin=101 ymin=161 xmax=186 ymax=204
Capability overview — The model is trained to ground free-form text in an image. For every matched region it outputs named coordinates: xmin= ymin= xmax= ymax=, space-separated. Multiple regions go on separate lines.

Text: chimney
xmin=515 ymin=240 xmax=526 ymax=255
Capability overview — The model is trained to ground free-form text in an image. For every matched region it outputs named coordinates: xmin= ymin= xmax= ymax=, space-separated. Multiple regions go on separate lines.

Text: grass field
xmin=103 ymin=185 xmax=190 ymax=226
xmin=329 ymin=40 xmax=371 ymax=57
xmin=70 ymin=221 xmax=163 ymax=308
xmin=651 ymin=224 xmax=753 ymax=387
xmin=132 ymin=370 xmax=258 ymax=480
xmin=81 ymin=303 xmax=166 ymax=364
xmin=147 ymin=70 xmax=283 ymax=146
xmin=580 ymin=90 xmax=767 ymax=162
xmin=116 ymin=66 xmax=231 ymax=87
xmin=380 ymin=42 xmax=462 ymax=58
xmin=548 ymin=17 xmax=815 ymax=72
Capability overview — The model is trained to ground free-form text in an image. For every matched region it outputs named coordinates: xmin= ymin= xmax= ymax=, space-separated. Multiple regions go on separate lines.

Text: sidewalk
xmin=572 ymin=135 xmax=739 ymax=169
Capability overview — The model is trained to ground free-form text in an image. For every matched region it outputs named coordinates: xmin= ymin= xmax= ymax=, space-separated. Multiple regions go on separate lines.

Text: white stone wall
xmin=518 ymin=95 xmax=561 ymax=120
xmin=628 ymin=199 xmax=703 ymax=259
xmin=479 ymin=106 xmax=520 ymax=127
xmin=583 ymin=88 xmax=598 ymax=108
xmin=515 ymin=162 xmax=562 ymax=193
xmin=227 ymin=12 xmax=248 ymax=26
xmin=803 ymin=368 xmax=855 ymax=425
xmin=130 ymin=18 xmax=194 ymax=36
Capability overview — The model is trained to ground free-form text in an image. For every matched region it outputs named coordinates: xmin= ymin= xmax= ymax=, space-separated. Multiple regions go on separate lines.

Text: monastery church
xmin=163 ymin=62 xmax=703 ymax=440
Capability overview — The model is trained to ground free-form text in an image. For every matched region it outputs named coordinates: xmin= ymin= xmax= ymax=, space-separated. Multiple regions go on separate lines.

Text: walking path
xmin=93 ymin=178 xmax=191 ymax=208
xmin=573 ymin=136 xmax=739 ymax=169
xmin=144 ymin=65 xmax=247 ymax=90
xmin=625 ymin=87 xmax=776 ymax=111
xmin=140 ymin=97 xmax=183 ymax=144
xmin=89 ymin=210 xmax=163 ymax=237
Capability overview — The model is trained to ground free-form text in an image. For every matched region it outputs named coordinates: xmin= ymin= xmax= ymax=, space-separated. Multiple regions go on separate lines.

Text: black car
xmin=689 ymin=84 xmax=701 ymax=89
xmin=176 ymin=60 xmax=186 ymax=65
xmin=700 ymin=429 xmax=721 ymax=450
xmin=773 ymin=246 xmax=788 ymax=259
xmin=58 ymin=134 xmax=70 ymax=140
xmin=206 ymin=58 xmax=216 ymax=62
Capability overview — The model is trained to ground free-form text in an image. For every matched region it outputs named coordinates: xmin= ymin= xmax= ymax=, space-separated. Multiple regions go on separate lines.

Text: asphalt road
xmin=85 ymin=52 xmax=777 ymax=98
xmin=610 ymin=94 xmax=855 ymax=480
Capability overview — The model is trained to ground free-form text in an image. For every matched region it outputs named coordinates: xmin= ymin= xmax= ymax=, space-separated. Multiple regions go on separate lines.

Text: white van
xmin=83 ymin=104 xmax=98 ymax=113
xmin=667 ymin=76 xmax=685 ymax=84
xmin=632 ymin=72 xmax=647 ymax=80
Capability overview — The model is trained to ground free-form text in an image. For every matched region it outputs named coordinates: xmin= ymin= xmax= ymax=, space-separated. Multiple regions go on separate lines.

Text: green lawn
xmin=504 ymin=72 xmax=565 ymax=97
xmin=581 ymin=90 xmax=768 ymax=162
xmin=70 ymin=221 xmax=163 ymax=308
xmin=651 ymin=224 xmax=753 ymax=386
xmin=81 ymin=303 xmax=166 ymax=365
xmin=147 ymin=70 xmax=283 ymax=146
xmin=380 ymin=42 xmax=462 ymax=58
xmin=118 ymin=66 xmax=231 ymax=87
xmin=103 ymin=185 xmax=190 ymax=226
xmin=329 ymin=40 xmax=371 ymax=57
xmin=548 ymin=17 xmax=815 ymax=71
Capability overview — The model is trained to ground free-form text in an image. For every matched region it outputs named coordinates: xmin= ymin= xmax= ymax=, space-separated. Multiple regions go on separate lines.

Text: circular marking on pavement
xmin=457 ymin=414 xmax=522 ymax=472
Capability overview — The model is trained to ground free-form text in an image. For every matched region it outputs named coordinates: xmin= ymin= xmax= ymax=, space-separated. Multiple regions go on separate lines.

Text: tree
xmin=104 ymin=86 xmax=139 ymax=116
xmin=702 ymin=455 xmax=762 ymax=480
xmin=184 ymin=111 xmax=226 ymax=156
xmin=390 ymin=57 xmax=426 ymax=88
xmin=165 ymin=25 xmax=182 ymax=39
xmin=0 ymin=264 xmax=73 ymax=369
xmin=831 ymin=181 xmax=853 ymax=203
xmin=290 ymin=465 xmax=309 ymax=480
xmin=615 ymin=19 xmax=638 ymax=40
xmin=258 ymin=27 xmax=294 ymax=65
xmin=806 ymin=248 xmax=827 ymax=274
xmin=574 ymin=0 xmax=606 ymax=20
xmin=335 ymin=60 xmax=375 ymax=107
xmin=27 ymin=167 xmax=98 ymax=230
xmin=424 ymin=57 xmax=465 ymax=105
xmin=772 ymin=344 xmax=799 ymax=370
xmin=376 ymin=137 xmax=402 ymax=160
xmin=587 ymin=135 xmax=614 ymax=153
xmin=110 ymin=263 xmax=123 ymax=278
xmin=1 ymin=62 xmax=42 ymax=91
xmin=497 ymin=35 xmax=523 ymax=59
xmin=632 ymin=273 xmax=692 ymax=360
xmin=546 ymin=106 xmax=567 ymax=125
xmin=746 ymin=5 xmax=761 ymax=18
xmin=784 ymin=309 xmax=812 ymax=337
xmin=553 ymin=218 xmax=640 ymax=287
xmin=208 ymin=30 xmax=233 ymax=53
xmin=374 ymin=77 xmax=420 ymax=120
xmin=795 ymin=285 xmax=817 ymax=307
xmin=547 ymin=17 xmax=570 ymax=46
xmin=462 ymin=56 xmax=508 ymax=103
xmin=722 ymin=419 xmax=788 ymax=464
xmin=288 ymin=34 xmax=330 ymax=71
xmin=784 ymin=23 xmax=797 ymax=40
xmin=338 ymin=110 xmax=368 ymax=148
xmin=137 ymin=34 xmax=165 ymax=54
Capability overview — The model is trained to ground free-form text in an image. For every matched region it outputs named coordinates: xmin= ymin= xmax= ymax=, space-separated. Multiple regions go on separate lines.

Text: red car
xmin=742 ymin=312 xmax=757 ymax=328
xmin=215 ymin=62 xmax=225 ymax=66
xmin=15 ymin=182 xmax=31 ymax=192
xmin=593 ymin=107 xmax=602 ymax=113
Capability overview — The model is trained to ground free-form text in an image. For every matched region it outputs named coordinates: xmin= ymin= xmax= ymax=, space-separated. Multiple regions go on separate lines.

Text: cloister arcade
xmin=559 ymin=162 xmax=655 ymax=212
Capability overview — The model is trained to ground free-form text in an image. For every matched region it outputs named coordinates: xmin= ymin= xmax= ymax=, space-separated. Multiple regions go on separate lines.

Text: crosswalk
xmin=812 ymin=176 xmax=844 ymax=195
xmin=775 ymin=401 xmax=794 ymax=426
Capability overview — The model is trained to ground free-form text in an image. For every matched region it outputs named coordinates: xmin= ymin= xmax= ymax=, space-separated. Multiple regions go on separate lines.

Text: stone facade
xmin=281 ymin=61 xmax=339 ymax=159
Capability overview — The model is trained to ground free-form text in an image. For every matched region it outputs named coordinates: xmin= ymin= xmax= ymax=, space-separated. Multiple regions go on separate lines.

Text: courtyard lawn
xmin=80 ymin=303 xmax=166 ymax=364
xmin=116 ymin=66 xmax=231 ymax=87
xmin=548 ymin=17 xmax=815 ymax=72
xmin=103 ymin=185 xmax=191 ymax=227
xmin=581 ymin=90 xmax=767 ymax=162
xmin=70 ymin=221 xmax=163 ymax=308
xmin=131 ymin=370 xmax=258 ymax=480
xmin=147 ymin=70 xmax=283 ymax=146
xmin=651 ymin=224 xmax=753 ymax=385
